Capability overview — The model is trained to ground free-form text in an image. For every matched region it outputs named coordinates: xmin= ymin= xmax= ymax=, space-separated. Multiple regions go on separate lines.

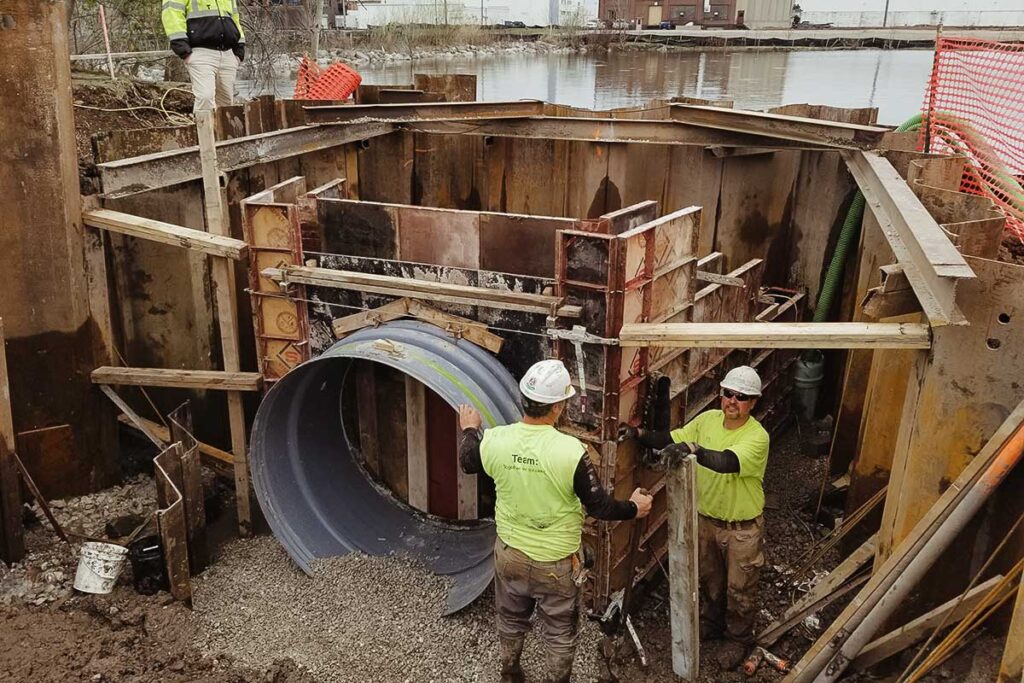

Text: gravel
xmin=0 ymin=474 xmax=159 ymax=609
xmin=192 ymin=537 xmax=606 ymax=682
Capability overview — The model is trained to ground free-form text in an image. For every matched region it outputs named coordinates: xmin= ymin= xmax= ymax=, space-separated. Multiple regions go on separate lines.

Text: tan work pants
xmin=185 ymin=47 xmax=238 ymax=112
xmin=698 ymin=514 xmax=765 ymax=644
xmin=494 ymin=540 xmax=580 ymax=676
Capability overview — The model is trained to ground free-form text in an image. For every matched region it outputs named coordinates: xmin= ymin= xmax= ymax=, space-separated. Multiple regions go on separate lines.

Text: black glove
xmin=617 ymin=423 xmax=638 ymax=442
xmin=233 ymin=44 xmax=245 ymax=63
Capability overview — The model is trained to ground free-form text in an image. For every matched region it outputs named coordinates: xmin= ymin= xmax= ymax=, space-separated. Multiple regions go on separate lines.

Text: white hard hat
xmin=720 ymin=365 xmax=762 ymax=397
xmin=520 ymin=359 xmax=577 ymax=404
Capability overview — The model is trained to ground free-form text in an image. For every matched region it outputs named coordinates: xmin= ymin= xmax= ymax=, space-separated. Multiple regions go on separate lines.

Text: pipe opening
xmin=251 ymin=320 xmax=522 ymax=613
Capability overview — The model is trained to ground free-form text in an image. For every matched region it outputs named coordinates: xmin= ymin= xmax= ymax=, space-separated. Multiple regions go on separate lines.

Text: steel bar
xmin=98 ymin=122 xmax=393 ymax=198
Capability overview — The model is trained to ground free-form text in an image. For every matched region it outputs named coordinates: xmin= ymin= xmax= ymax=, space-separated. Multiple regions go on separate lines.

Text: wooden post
xmin=0 ymin=319 xmax=24 ymax=563
xmin=457 ymin=421 xmax=478 ymax=520
xmin=406 ymin=376 xmax=429 ymax=512
xmin=1000 ymin=582 xmax=1024 ymax=683
xmin=667 ymin=456 xmax=699 ymax=680
xmin=196 ymin=109 xmax=252 ymax=535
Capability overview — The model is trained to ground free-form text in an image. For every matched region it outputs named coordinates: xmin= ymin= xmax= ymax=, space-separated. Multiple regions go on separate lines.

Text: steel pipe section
xmin=250 ymin=320 xmax=521 ymax=614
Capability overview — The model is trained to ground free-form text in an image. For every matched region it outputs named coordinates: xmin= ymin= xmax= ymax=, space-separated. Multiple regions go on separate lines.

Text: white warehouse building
xmin=798 ymin=0 xmax=1024 ymax=28
xmin=340 ymin=0 xmax=596 ymax=28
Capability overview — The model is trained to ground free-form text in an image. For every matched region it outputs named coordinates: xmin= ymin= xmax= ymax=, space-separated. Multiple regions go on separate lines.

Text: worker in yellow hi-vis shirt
xmin=619 ymin=365 xmax=770 ymax=671
xmin=459 ymin=359 xmax=652 ymax=683
xmin=161 ymin=0 xmax=245 ymax=111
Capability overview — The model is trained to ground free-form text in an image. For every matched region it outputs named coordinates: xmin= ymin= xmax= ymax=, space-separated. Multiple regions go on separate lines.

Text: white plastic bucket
xmin=73 ymin=542 xmax=129 ymax=594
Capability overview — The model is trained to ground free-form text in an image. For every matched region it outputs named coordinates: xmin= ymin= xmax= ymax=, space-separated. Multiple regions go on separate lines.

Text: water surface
xmin=352 ymin=49 xmax=934 ymax=125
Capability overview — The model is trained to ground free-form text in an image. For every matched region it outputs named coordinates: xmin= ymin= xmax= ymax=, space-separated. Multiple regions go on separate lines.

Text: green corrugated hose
xmin=811 ymin=114 xmax=923 ymax=323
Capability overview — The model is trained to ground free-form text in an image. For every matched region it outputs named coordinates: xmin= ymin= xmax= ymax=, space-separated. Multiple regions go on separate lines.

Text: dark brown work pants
xmin=494 ymin=539 xmax=580 ymax=679
xmin=698 ymin=514 xmax=765 ymax=644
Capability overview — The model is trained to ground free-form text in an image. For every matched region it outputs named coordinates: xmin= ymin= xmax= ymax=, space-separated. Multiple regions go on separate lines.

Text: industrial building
xmin=798 ymin=0 xmax=1024 ymax=28
xmin=599 ymin=0 xmax=794 ymax=28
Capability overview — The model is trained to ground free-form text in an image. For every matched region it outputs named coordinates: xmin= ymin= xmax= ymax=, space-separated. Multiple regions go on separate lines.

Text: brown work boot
xmin=544 ymin=652 xmax=574 ymax=683
xmin=716 ymin=640 xmax=750 ymax=671
xmin=500 ymin=636 xmax=525 ymax=683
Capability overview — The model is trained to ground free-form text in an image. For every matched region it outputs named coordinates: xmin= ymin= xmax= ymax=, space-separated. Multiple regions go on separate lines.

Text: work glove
xmin=661 ymin=442 xmax=698 ymax=469
xmin=617 ymin=423 xmax=638 ymax=442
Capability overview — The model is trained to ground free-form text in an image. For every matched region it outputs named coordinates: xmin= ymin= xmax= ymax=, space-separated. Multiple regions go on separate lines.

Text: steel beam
xmin=98 ymin=122 xmax=393 ymax=198
xmin=843 ymin=150 xmax=973 ymax=326
xmin=671 ymin=104 xmax=889 ymax=148
xmin=398 ymin=117 xmax=830 ymax=149
xmin=304 ymin=100 xmax=546 ymax=124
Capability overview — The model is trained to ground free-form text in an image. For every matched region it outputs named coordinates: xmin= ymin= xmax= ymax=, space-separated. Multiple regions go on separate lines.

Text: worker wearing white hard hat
xmin=458 ymin=359 xmax=653 ymax=683
xmin=619 ymin=365 xmax=770 ymax=671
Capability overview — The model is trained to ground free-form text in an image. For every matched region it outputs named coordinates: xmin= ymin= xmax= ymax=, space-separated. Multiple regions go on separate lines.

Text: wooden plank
xmin=670 ymin=104 xmax=888 ymax=148
xmin=332 ymin=298 xmax=409 ymax=338
xmin=406 ymin=376 xmax=429 ymax=512
xmin=0 ymin=319 xmax=24 ymax=563
xmin=402 ymin=117 xmax=832 ymax=149
xmin=266 ymin=264 xmax=581 ymax=317
xmin=790 ymin=399 xmax=1024 ymax=681
xmin=759 ymin=536 xmax=876 ymax=646
xmin=667 ymin=456 xmax=699 ymax=680
xmin=413 ymin=73 xmax=477 ymax=102
xmin=853 ymin=575 xmax=1004 ymax=672
xmin=355 ymin=364 xmax=380 ymax=477
xmin=116 ymin=414 xmax=233 ymax=478
xmin=83 ymin=209 xmax=248 ymax=260
xmin=305 ymin=100 xmax=545 ymax=123
xmin=842 ymin=150 xmax=974 ymax=327
xmin=196 ymin=110 xmax=252 ymax=535
xmin=696 ymin=270 xmax=745 ymax=286
xmin=1001 ymin=580 xmax=1024 ymax=683
xmin=331 ymin=298 xmax=503 ymax=353
xmin=91 ymin=367 xmax=262 ymax=391
xmin=619 ymin=322 xmax=932 ymax=349
xmin=99 ymin=385 xmax=165 ymax=450
xmin=405 ymin=300 xmax=504 ymax=354
xmin=98 ymin=122 xmax=393 ymax=198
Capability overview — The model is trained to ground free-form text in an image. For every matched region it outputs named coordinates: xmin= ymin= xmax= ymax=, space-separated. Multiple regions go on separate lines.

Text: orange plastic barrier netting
xmin=921 ymin=37 xmax=1024 ymax=239
xmin=293 ymin=55 xmax=362 ymax=102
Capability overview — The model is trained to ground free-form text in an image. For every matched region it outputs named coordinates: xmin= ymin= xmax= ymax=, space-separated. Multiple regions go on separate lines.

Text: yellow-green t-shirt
xmin=670 ymin=410 xmax=770 ymax=522
xmin=480 ymin=422 xmax=585 ymax=562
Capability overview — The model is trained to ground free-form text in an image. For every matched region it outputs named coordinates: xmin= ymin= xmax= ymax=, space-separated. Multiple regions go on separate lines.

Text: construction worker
xmin=619 ymin=365 xmax=770 ymax=670
xmin=458 ymin=359 xmax=653 ymax=683
xmin=161 ymin=0 xmax=245 ymax=112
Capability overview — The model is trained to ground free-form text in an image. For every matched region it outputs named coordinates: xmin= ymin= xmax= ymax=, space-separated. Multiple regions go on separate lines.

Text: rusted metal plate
xmin=155 ymin=443 xmax=191 ymax=604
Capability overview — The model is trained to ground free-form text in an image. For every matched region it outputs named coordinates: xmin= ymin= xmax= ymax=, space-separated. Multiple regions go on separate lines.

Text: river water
xmin=345 ymin=48 xmax=933 ymax=125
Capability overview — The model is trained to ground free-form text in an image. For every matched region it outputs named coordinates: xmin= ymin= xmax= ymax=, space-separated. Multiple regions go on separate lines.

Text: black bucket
xmin=128 ymin=535 xmax=168 ymax=595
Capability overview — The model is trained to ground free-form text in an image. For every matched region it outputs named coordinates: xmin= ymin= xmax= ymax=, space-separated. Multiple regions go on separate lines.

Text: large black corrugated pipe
xmin=250 ymin=320 xmax=522 ymax=613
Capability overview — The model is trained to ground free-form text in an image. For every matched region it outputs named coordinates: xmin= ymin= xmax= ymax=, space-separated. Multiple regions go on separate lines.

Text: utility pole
xmin=882 ymin=0 xmax=890 ymax=27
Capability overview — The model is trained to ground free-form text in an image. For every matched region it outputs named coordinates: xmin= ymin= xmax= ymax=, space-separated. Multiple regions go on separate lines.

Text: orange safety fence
xmin=921 ymin=36 xmax=1024 ymax=239
xmin=293 ymin=55 xmax=362 ymax=102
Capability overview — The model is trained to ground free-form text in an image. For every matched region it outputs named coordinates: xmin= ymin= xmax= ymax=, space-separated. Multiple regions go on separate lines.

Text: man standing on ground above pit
xmin=161 ymin=0 xmax=245 ymax=112
xmin=619 ymin=365 xmax=770 ymax=670
xmin=458 ymin=359 xmax=653 ymax=683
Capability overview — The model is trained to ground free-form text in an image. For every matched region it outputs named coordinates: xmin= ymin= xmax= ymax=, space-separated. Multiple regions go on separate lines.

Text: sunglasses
xmin=721 ymin=388 xmax=753 ymax=402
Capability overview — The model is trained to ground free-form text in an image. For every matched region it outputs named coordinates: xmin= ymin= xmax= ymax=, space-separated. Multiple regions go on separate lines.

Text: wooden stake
xmin=1000 ymin=580 xmax=1024 ymax=683
xmin=667 ymin=455 xmax=699 ymax=680
xmin=405 ymin=377 xmax=428 ymax=512
xmin=196 ymin=109 xmax=252 ymax=535
xmin=0 ymin=318 xmax=25 ymax=563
